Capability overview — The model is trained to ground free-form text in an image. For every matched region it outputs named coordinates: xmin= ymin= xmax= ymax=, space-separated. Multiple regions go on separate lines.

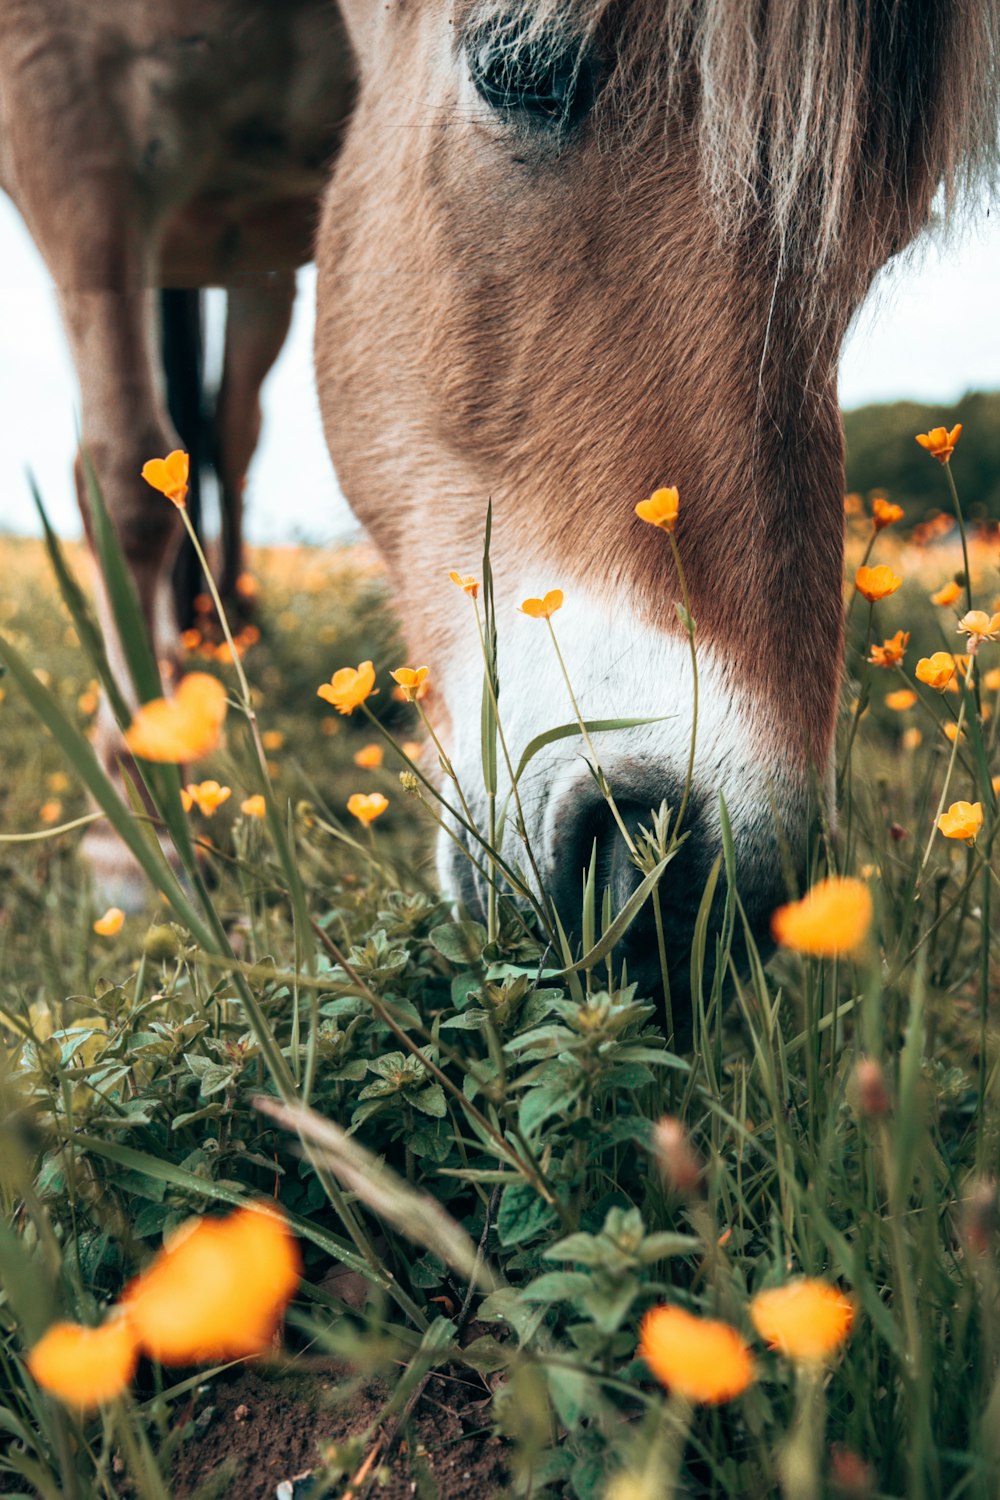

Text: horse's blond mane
xmin=473 ymin=0 xmax=1000 ymax=292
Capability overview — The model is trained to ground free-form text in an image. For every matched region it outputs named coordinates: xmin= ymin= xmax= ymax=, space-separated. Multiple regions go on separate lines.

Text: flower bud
xmin=962 ymin=1178 xmax=999 ymax=1257
xmin=854 ymin=1058 xmax=890 ymax=1119
xmin=653 ymin=1116 xmax=703 ymax=1195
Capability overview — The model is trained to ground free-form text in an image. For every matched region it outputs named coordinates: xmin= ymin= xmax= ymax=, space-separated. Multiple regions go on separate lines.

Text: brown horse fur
xmin=0 ymin=0 xmax=354 ymax=894
xmin=314 ymin=0 xmax=998 ymax=992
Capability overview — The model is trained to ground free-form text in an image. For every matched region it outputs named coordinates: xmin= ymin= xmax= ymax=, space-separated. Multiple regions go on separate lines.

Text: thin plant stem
xmin=666 ymin=531 xmax=699 ymax=842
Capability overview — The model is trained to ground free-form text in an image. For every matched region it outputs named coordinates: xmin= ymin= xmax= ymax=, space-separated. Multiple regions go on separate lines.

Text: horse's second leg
xmin=59 ymin=287 xmax=184 ymax=906
xmin=214 ymin=271 xmax=297 ymax=606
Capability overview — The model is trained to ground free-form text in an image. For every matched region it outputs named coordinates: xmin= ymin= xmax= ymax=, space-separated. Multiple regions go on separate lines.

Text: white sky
xmin=1 ymin=190 xmax=998 ymax=544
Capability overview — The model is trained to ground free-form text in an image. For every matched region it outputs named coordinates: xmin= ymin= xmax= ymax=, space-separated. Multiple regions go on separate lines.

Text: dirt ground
xmin=165 ymin=1361 xmax=508 ymax=1500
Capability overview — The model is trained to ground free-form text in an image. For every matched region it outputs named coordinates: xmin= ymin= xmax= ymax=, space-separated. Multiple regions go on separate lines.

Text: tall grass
xmin=0 ymin=438 xmax=998 ymax=1500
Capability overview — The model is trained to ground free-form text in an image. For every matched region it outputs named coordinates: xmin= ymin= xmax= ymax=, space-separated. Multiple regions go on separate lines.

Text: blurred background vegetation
xmin=845 ymin=391 xmax=1000 ymax=521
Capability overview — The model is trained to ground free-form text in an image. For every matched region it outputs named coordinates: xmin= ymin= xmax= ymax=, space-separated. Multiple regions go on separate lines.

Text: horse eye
xmin=468 ymin=22 xmax=597 ymax=131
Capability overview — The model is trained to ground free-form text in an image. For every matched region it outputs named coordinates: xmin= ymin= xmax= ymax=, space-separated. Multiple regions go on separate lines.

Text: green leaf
xmin=553 ymin=855 xmax=671 ymax=977
xmin=544 ymin=1363 xmax=594 ymax=1432
xmin=519 ymin=1272 xmax=591 ymax=1303
xmin=0 ymin=1222 xmax=54 ymax=1343
xmin=429 ymin=921 xmax=487 ymax=965
xmin=510 ymin=717 xmax=672 ymax=788
xmin=497 ymin=1182 xmax=559 ymax=1247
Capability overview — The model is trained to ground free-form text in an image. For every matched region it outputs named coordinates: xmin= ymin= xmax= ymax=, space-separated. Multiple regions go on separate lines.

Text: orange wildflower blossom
xmin=855 ymin=565 xmax=902 ymax=603
xmin=240 ymin=794 xmax=266 ymax=818
xmin=390 ymin=666 xmax=430 ymax=703
xmin=347 ymin=791 xmax=389 ymax=827
xmin=123 ymin=1204 xmax=300 ymax=1365
xmin=771 ymin=877 xmax=872 ymax=958
xmin=915 ymin=652 xmax=957 ymax=691
xmin=931 ymin=580 xmax=962 ymax=608
xmin=520 ymin=589 xmax=564 ymax=620
xmin=181 ymin=780 xmax=231 ymax=816
xmin=93 ymin=907 xmax=125 ymax=937
xmin=635 ymin=486 xmax=680 ymax=531
xmin=885 ymin=689 xmax=917 ymax=712
xmin=27 ymin=1317 xmax=138 ymax=1410
xmin=750 ymin=1279 xmax=855 ymax=1364
xmin=915 ymin=424 xmax=962 ymax=465
xmin=938 ymin=801 xmax=983 ymax=842
xmin=958 ymin=611 xmax=1000 ymax=649
xmin=141 ymin=450 xmax=190 ymax=508
xmin=125 ymin=673 xmax=228 ymax=763
xmin=868 ymin=630 xmax=909 ymax=668
xmin=872 ymin=498 xmax=904 ymax=531
xmin=353 ymin=742 xmax=385 ymax=770
xmin=316 ymin=661 xmax=376 ymax=715
xmin=639 ymin=1306 xmax=753 ymax=1405
xmin=448 ymin=570 xmax=480 ymax=599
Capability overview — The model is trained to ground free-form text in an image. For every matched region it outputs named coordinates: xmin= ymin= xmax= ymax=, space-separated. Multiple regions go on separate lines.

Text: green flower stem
xmin=919 ymin=695 xmax=968 ymax=877
xmin=666 ymin=531 xmax=699 ymax=844
xmin=943 ymin=464 xmax=974 ymax=616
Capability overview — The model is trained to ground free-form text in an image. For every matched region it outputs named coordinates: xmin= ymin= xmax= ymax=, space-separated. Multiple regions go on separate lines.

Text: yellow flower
xmin=316 ymin=661 xmax=376 ymax=716
xmin=141 ymin=450 xmax=190 ymax=508
xmin=855 ymin=565 xmax=902 ymax=603
xmin=943 ymin=721 xmax=963 ymax=742
xmin=47 ymin=771 xmax=70 ymax=793
xmin=931 ymin=581 xmax=962 ymax=608
xmin=448 ymin=571 xmax=480 ymax=599
xmin=123 ymin=1204 xmax=300 ymax=1365
xmin=93 ymin=907 xmax=125 ymax=937
xmin=180 ymin=627 xmax=202 ymax=652
xmin=240 ymin=794 xmax=267 ymax=818
xmin=390 ymin=665 xmax=430 ymax=703
xmin=635 ymin=486 xmax=680 ymax=531
xmin=902 ymin=726 xmax=922 ymax=750
xmin=39 ymin=800 xmax=62 ymax=825
xmin=520 ymin=590 xmax=564 ymax=620
xmin=639 ymin=1306 xmax=754 ymax=1405
xmin=262 ymin=729 xmax=285 ymax=752
xmin=77 ymin=689 xmax=99 ymax=716
xmin=750 ymin=1279 xmax=855 ymax=1364
xmin=915 ymin=652 xmax=957 ymax=691
xmin=937 ymin=800 xmax=982 ymax=841
xmin=915 ymin=424 xmax=962 ymax=465
xmin=125 ymin=673 xmax=228 ymax=763
xmin=885 ymin=689 xmax=917 ymax=712
xmin=353 ymin=743 xmax=385 ymax=770
xmin=347 ymin=791 xmax=389 ymax=827
xmin=180 ymin=780 xmax=231 ymax=816
xmin=401 ymin=740 xmax=424 ymax=760
xmin=985 ymin=668 xmax=1000 ymax=692
xmin=868 ymin=630 xmax=909 ymax=668
xmin=771 ymin=877 xmax=872 ymax=957
xmin=872 ymin=498 xmax=904 ymax=531
xmin=27 ymin=1318 xmax=138 ymax=1409
xmin=958 ymin=610 xmax=1000 ymax=644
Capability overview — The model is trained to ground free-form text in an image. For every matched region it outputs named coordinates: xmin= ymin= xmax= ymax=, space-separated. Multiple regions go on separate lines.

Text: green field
xmin=1 ymin=443 xmax=999 ymax=1499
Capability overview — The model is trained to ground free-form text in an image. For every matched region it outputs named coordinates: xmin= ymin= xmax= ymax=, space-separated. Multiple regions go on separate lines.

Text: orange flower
xmin=390 ymin=666 xmax=430 ymax=703
xmin=27 ymin=1318 xmax=138 ymax=1409
xmin=639 ymin=1306 xmax=753 ymax=1405
xmin=240 ymin=794 xmax=267 ymax=818
xmin=125 ymin=673 xmax=228 ymax=763
xmin=750 ymin=1279 xmax=854 ymax=1364
xmin=93 ymin=907 xmax=125 ymax=937
xmin=180 ymin=780 xmax=231 ymax=816
xmin=39 ymin=800 xmax=62 ymax=825
xmin=141 ymin=450 xmax=190 ymax=508
xmin=868 ymin=630 xmax=909 ymax=668
xmin=635 ymin=487 xmax=680 ymax=532
xmin=931 ymin=581 xmax=962 ymax=608
xmin=872 ymin=498 xmax=904 ymax=531
xmin=262 ymin=729 xmax=285 ymax=752
xmin=123 ymin=1204 xmax=300 ymax=1365
xmin=520 ymin=590 xmax=564 ymax=620
xmin=448 ymin=571 xmax=480 ymax=599
xmin=915 ymin=424 xmax=962 ymax=465
xmin=915 ymin=652 xmax=957 ymax=691
xmin=78 ymin=689 xmax=99 ymax=716
xmin=353 ymin=743 xmax=385 ymax=770
xmin=902 ymin=727 xmax=922 ymax=750
xmin=235 ymin=572 xmax=259 ymax=600
xmin=401 ymin=740 xmax=423 ymax=760
xmin=347 ymin=792 xmax=389 ymax=827
xmin=855 ymin=565 xmax=902 ymax=603
xmin=984 ymin=668 xmax=1000 ymax=692
xmin=316 ymin=661 xmax=376 ymax=716
xmin=885 ymin=689 xmax=917 ymax=712
xmin=958 ymin=610 xmax=1000 ymax=644
xmin=943 ymin=721 xmax=963 ymax=743
xmin=937 ymin=801 xmax=983 ymax=841
xmin=180 ymin=628 xmax=202 ymax=652
xmin=771 ymin=877 xmax=872 ymax=957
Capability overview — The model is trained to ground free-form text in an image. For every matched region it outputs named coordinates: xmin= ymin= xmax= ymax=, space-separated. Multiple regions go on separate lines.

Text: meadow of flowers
xmin=0 ymin=425 xmax=998 ymax=1499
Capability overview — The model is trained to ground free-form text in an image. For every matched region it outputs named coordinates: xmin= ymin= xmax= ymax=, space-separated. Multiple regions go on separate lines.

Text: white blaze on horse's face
xmin=318 ymin=0 xmax=993 ymax=1002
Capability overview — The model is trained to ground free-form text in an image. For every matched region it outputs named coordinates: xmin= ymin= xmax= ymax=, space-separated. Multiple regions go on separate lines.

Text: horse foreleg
xmin=214 ymin=271 xmax=297 ymax=606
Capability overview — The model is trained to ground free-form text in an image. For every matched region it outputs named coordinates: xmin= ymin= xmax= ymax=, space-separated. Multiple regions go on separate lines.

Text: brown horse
xmin=0 ymin=0 xmax=354 ymax=885
xmin=315 ymin=0 xmax=998 ymax=1007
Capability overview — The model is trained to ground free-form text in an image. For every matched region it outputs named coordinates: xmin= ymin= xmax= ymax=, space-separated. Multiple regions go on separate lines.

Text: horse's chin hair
xmin=468 ymin=0 xmax=1000 ymax=311
xmin=434 ymin=578 xmax=825 ymax=918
